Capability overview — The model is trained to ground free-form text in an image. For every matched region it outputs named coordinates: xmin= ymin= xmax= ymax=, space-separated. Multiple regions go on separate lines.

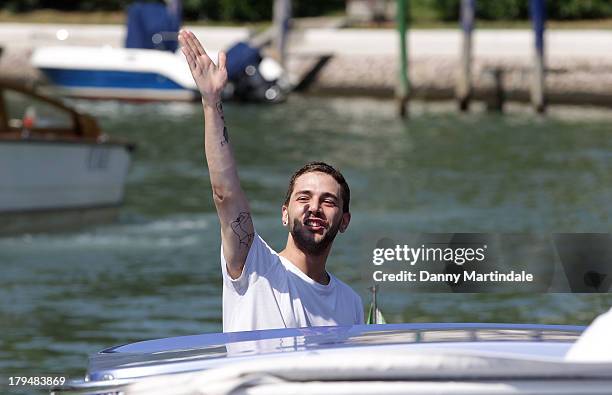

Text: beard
xmin=290 ymin=217 xmax=341 ymax=256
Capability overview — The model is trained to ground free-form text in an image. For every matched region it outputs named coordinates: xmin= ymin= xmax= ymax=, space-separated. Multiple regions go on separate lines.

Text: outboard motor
xmin=223 ymin=42 xmax=285 ymax=103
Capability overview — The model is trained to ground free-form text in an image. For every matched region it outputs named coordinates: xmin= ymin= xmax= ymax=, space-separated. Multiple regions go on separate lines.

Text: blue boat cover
xmin=226 ymin=42 xmax=262 ymax=81
xmin=125 ymin=1 xmax=181 ymax=52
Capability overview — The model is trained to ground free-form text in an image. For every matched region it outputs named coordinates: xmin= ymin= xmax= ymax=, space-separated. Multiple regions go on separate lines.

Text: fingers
xmin=218 ymin=51 xmax=227 ymax=70
xmin=181 ymin=46 xmax=197 ymax=72
xmin=179 ymin=30 xmax=197 ymax=55
xmin=178 ymin=32 xmax=193 ymax=62
xmin=189 ymin=31 xmax=208 ymax=58
xmin=179 ymin=34 xmax=197 ymax=71
xmin=183 ymin=32 xmax=202 ymax=59
xmin=180 ymin=30 xmax=223 ymax=73
xmin=180 ymin=30 xmax=212 ymax=68
xmin=178 ymin=30 xmax=190 ymax=51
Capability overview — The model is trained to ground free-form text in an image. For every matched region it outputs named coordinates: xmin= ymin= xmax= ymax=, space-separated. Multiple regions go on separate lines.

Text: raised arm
xmin=179 ymin=30 xmax=254 ymax=279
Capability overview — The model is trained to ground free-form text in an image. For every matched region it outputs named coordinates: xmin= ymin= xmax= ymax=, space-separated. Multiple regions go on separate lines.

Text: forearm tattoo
xmin=216 ymin=101 xmax=229 ymax=146
xmin=230 ymin=212 xmax=254 ymax=248
xmin=221 ymin=126 xmax=229 ymax=146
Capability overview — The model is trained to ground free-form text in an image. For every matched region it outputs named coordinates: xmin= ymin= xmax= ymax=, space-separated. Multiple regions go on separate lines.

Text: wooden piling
xmin=484 ymin=68 xmax=505 ymax=112
xmin=530 ymin=0 xmax=546 ymax=113
xmin=457 ymin=0 xmax=475 ymax=111
xmin=396 ymin=0 xmax=409 ymax=118
xmin=273 ymin=0 xmax=291 ymax=68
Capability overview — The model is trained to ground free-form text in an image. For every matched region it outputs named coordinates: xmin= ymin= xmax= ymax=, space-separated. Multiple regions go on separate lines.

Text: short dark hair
xmin=284 ymin=162 xmax=350 ymax=213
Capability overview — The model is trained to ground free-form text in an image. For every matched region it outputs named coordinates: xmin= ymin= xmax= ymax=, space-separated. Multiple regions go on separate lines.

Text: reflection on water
xmin=1 ymin=96 xmax=611 ymax=386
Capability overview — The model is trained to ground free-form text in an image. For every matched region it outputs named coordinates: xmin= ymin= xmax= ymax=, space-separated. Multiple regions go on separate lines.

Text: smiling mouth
xmin=304 ymin=218 xmax=327 ymax=230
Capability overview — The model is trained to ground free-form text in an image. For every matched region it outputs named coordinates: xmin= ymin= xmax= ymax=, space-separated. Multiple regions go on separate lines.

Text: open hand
xmin=179 ymin=30 xmax=228 ymax=102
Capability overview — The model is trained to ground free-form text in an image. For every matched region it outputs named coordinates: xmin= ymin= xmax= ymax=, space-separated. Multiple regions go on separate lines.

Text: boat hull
xmin=31 ymin=46 xmax=199 ymax=101
xmin=42 ymin=83 xmax=198 ymax=102
xmin=0 ymin=139 xmax=132 ymax=233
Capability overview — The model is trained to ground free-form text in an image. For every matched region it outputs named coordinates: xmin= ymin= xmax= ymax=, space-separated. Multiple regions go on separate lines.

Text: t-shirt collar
xmin=278 ymin=255 xmax=336 ymax=293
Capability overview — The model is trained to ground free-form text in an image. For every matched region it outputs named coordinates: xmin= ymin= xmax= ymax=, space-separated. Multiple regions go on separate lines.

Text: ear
xmin=281 ymin=205 xmax=289 ymax=226
xmin=339 ymin=212 xmax=351 ymax=233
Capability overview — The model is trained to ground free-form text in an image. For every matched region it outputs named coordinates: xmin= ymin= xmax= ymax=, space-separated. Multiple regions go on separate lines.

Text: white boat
xmin=31 ymin=46 xmax=200 ymax=102
xmin=28 ymin=1 xmax=199 ymax=102
xmin=50 ymin=322 xmax=612 ymax=395
xmin=0 ymin=81 xmax=134 ymax=234
xmin=29 ymin=0 xmax=285 ymax=103
xmin=31 ymin=43 xmax=286 ymax=103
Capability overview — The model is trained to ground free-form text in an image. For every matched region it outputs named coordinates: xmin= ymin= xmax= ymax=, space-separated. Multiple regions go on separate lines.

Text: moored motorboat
xmin=29 ymin=1 xmax=286 ymax=104
xmin=31 ymin=45 xmax=199 ymax=102
xmin=0 ymin=81 xmax=134 ymax=234
xmin=31 ymin=43 xmax=286 ymax=103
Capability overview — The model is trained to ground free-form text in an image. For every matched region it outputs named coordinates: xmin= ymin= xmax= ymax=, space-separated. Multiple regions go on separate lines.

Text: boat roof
xmin=0 ymin=80 xmax=133 ymax=149
xmin=87 ymin=323 xmax=584 ymax=382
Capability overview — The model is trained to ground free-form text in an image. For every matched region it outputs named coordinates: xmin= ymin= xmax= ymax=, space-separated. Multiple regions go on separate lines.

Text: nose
xmin=306 ymin=200 xmax=321 ymax=215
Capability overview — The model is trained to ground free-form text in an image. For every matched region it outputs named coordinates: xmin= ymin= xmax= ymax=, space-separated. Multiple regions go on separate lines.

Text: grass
xmin=355 ymin=18 xmax=612 ymax=30
xmin=2 ymin=9 xmax=612 ymax=30
xmin=0 ymin=10 xmax=126 ymax=24
xmin=0 ymin=9 xmax=266 ymax=28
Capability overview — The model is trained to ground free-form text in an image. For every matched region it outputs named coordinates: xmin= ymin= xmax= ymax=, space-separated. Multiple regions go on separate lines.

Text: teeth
xmin=306 ymin=219 xmax=323 ymax=227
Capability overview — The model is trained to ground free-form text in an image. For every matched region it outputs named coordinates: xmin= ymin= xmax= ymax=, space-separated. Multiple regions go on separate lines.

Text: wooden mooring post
xmin=530 ymin=0 xmax=546 ymax=113
xmin=396 ymin=0 xmax=409 ymax=118
xmin=457 ymin=0 xmax=475 ymax=111
xmin=484 ymin=67 xmax=505 ymax=112
xmin=273 ymin=0 xmax=291 ymax=68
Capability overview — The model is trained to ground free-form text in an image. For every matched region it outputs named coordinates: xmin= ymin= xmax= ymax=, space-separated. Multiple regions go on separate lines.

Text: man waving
xmin=179 ymin=30 xmax=363 ymax=332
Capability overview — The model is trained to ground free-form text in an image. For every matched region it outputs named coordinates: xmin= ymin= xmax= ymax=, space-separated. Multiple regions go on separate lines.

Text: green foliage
xmin=548 ymin=0 xmax=612 ymax=20
xmin=4 ymin=0 xmax=42 ymax=13
xmin=477 ymin=0 xmax=528 ymax=20
xmin=183 ymin=0 xmax=346 ymax=22
xmin=3 ymin=0 xmax=138 ymax=13
xmin=183 ymin=0 xmax=219 ymax=20
xmin=292 ymin=0 xmax=344 ymax=18
xmin=5 ymin=0 xmax=612 ymax=22
xmin=431 ymin=0 xmax=460 ymax=21
xmin=430 ymin=0 xmax=612 ymax=22
xmin=218 ymin=0 xmax=272 ymax=22
xmin=432 ymin=0 xmax=528 ymax=21
xmin=410 ymin=0 xmax=440 ymax=22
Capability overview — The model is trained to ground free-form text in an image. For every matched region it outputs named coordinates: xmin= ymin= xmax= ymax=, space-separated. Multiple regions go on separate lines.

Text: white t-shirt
xmin=221 ymin=232 xmax=364 ymax=332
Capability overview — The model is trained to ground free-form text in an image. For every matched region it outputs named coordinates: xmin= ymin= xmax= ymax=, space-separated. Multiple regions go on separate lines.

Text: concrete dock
xmin=3 ymin=23 xmax=612 ymax=105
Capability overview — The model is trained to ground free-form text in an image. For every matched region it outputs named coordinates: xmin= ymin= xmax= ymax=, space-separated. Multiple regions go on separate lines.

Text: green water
xmin=1 ymin=96 xmax=611 ymax=392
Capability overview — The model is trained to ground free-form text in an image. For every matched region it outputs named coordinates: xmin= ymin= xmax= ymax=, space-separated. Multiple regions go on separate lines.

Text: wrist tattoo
xmin=230 ymin=212 xmax=254 ymax=248
xmin=216 ymin=101 xmax=225 ymax=120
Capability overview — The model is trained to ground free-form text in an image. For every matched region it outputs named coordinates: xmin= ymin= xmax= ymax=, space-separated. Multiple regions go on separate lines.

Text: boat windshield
xmin=3 ymin=88 xmax=74 ymax=131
